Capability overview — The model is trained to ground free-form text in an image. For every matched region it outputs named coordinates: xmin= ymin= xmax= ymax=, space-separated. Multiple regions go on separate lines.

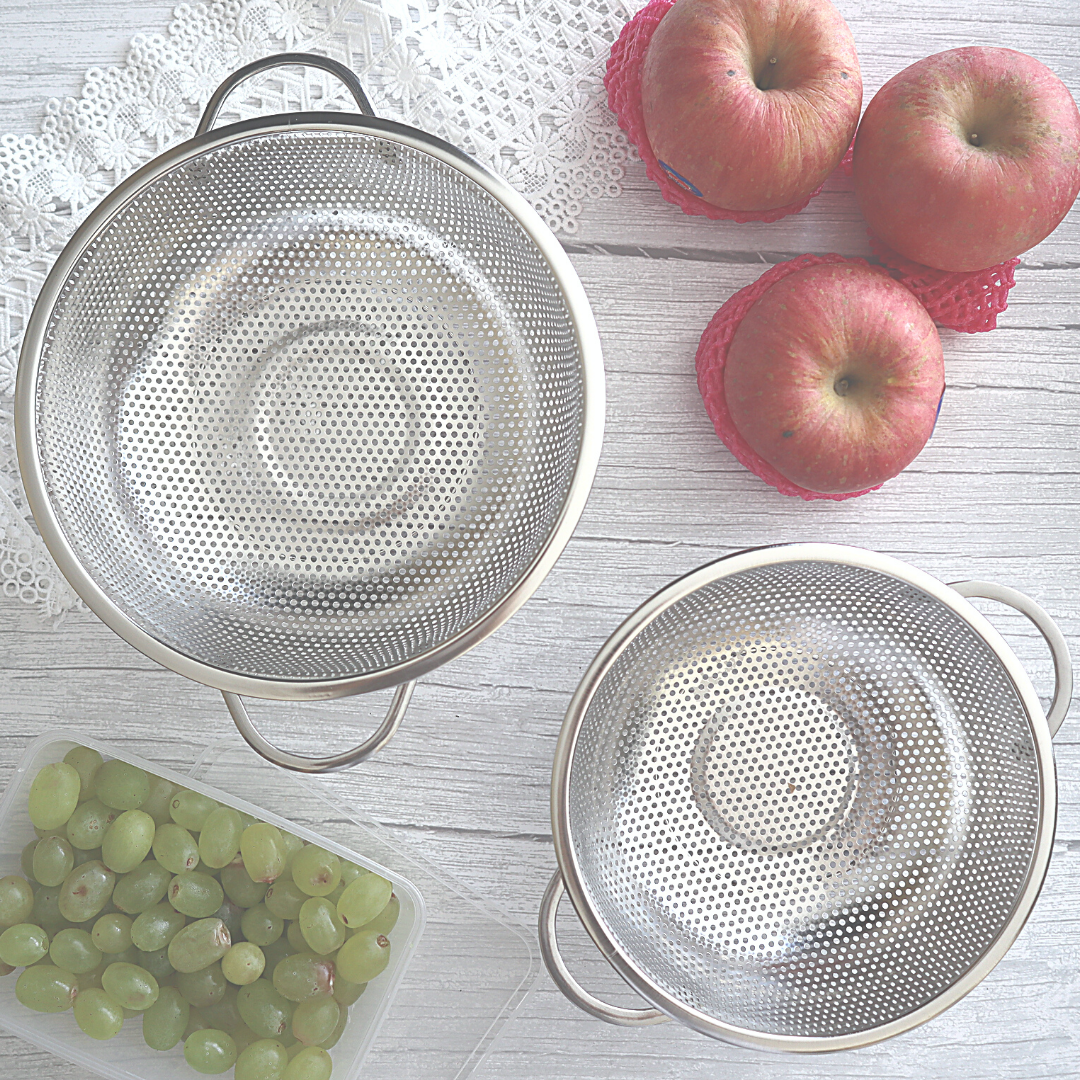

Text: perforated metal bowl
xmin=541 ymin=544 xmax=1072 ymax=1051
xmin=16 ymin=55 xmax=603 ymax=772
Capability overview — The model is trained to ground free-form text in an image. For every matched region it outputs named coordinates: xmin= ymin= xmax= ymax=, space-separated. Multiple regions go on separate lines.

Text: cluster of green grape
xmin=1 ymin=747 xmax=400 ymax=1079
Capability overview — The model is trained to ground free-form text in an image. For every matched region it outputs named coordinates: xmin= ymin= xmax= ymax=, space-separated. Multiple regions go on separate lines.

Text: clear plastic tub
xmin=0 ymin=733 xmax=536 ymax=1080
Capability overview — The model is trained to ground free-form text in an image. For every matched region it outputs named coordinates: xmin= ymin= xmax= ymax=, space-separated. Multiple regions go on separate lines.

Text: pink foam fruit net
xmin=696 ymin=252 xmax=901 ymax=502
xmin=868 ymin=233 xmax=1019 ymax=334
xmin=605 ymin=0 xmax=844 ymax=223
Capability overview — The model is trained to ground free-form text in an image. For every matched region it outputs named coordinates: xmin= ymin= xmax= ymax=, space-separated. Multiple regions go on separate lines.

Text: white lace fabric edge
xmin=0 ymin=0 xmax=640 ymax=619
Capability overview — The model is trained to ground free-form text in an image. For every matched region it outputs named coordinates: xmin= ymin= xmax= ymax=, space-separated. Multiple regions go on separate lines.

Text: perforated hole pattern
xmin=35 ymin=129 xmax=584 ymax=682
xmin=568 ymin=561 xmax=1041 ymax=1039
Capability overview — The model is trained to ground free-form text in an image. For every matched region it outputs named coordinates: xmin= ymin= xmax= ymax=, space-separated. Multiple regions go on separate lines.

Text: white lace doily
xmin=0 ymin=0 xmax=638 ymax=617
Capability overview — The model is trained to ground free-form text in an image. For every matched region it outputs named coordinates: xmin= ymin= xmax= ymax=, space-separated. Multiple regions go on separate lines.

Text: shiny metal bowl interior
xmin=21 ymin=119 xmax=598 ymax=697
xmin=555 ymin=547 xmax=1054 ymax=1049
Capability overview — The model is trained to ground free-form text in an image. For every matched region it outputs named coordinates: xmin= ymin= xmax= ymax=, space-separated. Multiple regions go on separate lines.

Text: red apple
xmin=724 ymin=262 xmax=944 ymax=494
xmin=640 ymin=0 xmax=861 ymax=212
xmin=853 ymin=47 xmax=1080 ymax=272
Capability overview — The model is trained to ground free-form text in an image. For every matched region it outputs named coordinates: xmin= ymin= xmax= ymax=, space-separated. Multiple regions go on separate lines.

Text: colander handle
xmin=539 ymin=870 xmax=669 ymax=1027
xmin=221 ymin=682 xmax=415 ymax=773
xmin=196 ymin=52 xmax=376 ymax=136
xmin=950 ymin=581 xmax=1073 ymax=737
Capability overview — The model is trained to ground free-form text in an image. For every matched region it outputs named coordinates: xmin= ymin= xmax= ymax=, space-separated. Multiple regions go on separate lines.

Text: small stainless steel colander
xmin=541 ymin=544 xmax=1071 ymax=1051
xmin=16 ymin=55 xmax=603 ymax=772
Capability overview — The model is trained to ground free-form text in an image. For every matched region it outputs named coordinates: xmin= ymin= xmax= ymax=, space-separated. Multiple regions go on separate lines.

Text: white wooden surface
xmin=2 ymin=2 xmax=1080 ymax=1078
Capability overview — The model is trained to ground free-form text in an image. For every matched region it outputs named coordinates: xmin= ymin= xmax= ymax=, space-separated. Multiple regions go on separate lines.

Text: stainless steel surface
xmin=949 ymin=581 xmax=1073 ymax=737
xmin=547 ymin=544 xmax=1062 ymax=1052
xmin=195 ymin=53 xmax=376 ymax=135
xmin=222 ymin=681 xmax=415 ymax=772
xmin=539 ymin=870 xmax=668 ymax=1027
xmin=16 ymin=57 xmax=604 ymax=770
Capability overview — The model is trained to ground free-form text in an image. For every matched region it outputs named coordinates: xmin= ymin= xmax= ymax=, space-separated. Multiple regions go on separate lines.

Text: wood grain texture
xmin=1 ymin=0 xmax=1079 ymax=1077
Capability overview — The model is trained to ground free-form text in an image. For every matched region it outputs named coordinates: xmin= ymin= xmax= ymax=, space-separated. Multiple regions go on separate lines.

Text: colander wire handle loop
xmin=950 ymin=580 xmax=1073 ymax=737
xmin=221 ymin=681 xmax=415 ymax=773
xmin=196 ymin=52 xmax=376 ymax=135
xmin=539 ymin=870 xmax=669 ymax=1027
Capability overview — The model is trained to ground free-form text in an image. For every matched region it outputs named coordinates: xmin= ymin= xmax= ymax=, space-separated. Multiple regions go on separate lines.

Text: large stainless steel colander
xmin=541 ymin=544 xmax=1072 ymax=1051
xmin=16 ymin=55 xmax=603 ymax=772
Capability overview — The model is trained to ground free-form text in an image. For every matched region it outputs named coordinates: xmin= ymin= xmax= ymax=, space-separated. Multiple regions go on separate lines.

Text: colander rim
xmin=550 ymin=542 xmax=1056 ymax=1052
xmin=15 ymin=110 xmax=605 ymax=701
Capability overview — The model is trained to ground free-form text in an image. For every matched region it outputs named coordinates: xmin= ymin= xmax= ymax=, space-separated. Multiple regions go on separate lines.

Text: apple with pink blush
xmin=854 ymin=47 xmax=1080 ymax=272
xmin=723 ymin=262 xmax=944 ymax=496
xmin=640 ymin=0 xmax=861 ymax=213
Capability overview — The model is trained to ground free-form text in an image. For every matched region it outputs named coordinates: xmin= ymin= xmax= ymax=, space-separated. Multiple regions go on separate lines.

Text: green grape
xmin=261 ymin=934 xmax=298 ymax=971
xmin=113 ymin=860 xmax=172 ymax=914
xmin=111 ymin=943 xmax=142 ymax=967
xmin=335 ymin=930 xmax=390 ymax=985
xmin=0 ymin=923 xmax=49 ymax=966
xmin=357 ymin=892 xmax=399 ymax=937
xmin=92 ymin=912 xmax=133 ymax=953
xmin=324 ymin=884 xmax=344 ymax=906
xmin=101 ymin=961 xmax=159 ymax=1010
xmin=223 ymin=942 xmax=265 ymax=986
xmin=221 ymin=860 xmax=268 ymax=909
xmin=66 ymin=799 xmax=119 ymax=850
xmin=170 ymin=790 xmax=220 ymax=833
xmin=63 ymin=746 xmax=103 ymax=803
xmin=30 ymin=885 xmax=71 ymax=934
xmin=332 ymin=977 xmax=366 ymax=1007
xmin=185 ymin=1028 xmax=238 ymax=1074
xmin=138 ymin=774 xmax=178 ymax=826
xmin=241 ymin=903 xmax=283 ymax=947
xmin=15 ymin=964 xmax=78 ymax=1012
xmin=0 ymin=875 xmax=35 ymax=926
xmin=73 ymin=985 xmax=124 ymax=1040
xmin=240 ymin=824 xmax=287 ymax=884
xmin=141 ymin=984 xmax=189 ymax=1050
xmin=101 ymin=809 xmax=156 ymax=874
xmin=76 ymin=959 xmax=107 ymax=991
xmin=336 ymin=872 xmax=392 ymax=930
xmin=199 ymin=807 xmax=244 ymax=869
xmin=338 ymin=862 xmax=366 ymax=889
xmin=49 ymin=928 xmax=102 ymax=973
xmin=282 ymin=1046 xmax=332 ymax=1080
xmin=291 ymin=997 xmax=339 ymax=1046
xmin=137 ymin=946 xmax=175 ymax=981
xmin=185 ymin=1005 xmax=212 ymax=1038
xmin=235 ymin=1038 xmax=290 ymax=1080
xmin=290 ymin=847 xmax=341 ymax=898
xmin=264 ymin=878 xmax=307 ymax=921
xmin=286 ymin=921 xmax=307 ymax=952
xmin=230 ymin=1022 xmax=262 ymax=1056
xmin=170 ymin=871 xmax=225 ymax=918
xmin=72 ymin=847 xmax=103 ymax=868
xmin=131 ymin=901 xmax=187 ymax=951
xmin=28 ymin=761 xmax=82 ymax=830
xmin=34 ymin=825 xmax=68 ymax=840
xmin=58 ymin=860 xmax=115 ymax=923
xmin=214 ymin=899 xmax=244 ymax=944
xmin=32 ymin=836 xmax=75 ymax=887
xmin=272 ymin=953 xmax=333 ymax=1002
xmin=21 ymin=840 xmax=38 ymax=881
xmin=200 ymin=981 xmax=242 ymax=1031
xmin=280 ymin=833 xmax=305 ymax=873
xmin=177 ymin=960 xmax=227 ymax=1008
xmin=94 ymin=760 xmax=150 ymax=812
xmin=237 ymin=978 xmax=295 ymax=1039
xmin=153 ymin=822 xmax=200 ymax=874
xmin=320 ymin=1004 xmax=347 ymax=1050
xmin=298 ymin=898 xmax=345 ymax=955
xmin=168 ymin=917 xmax=231 ymax=973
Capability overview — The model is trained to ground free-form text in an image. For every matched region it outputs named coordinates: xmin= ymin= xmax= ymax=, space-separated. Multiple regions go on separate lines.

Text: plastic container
xmin=0 ymin=733 xmax=536 ymax=1080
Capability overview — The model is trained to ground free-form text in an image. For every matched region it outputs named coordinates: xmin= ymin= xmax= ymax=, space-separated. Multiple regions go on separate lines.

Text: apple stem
xmin=969 ymin=133 xmax=980 ymax=146
xmin=834 ymin=377 xmax=852 ymax=396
